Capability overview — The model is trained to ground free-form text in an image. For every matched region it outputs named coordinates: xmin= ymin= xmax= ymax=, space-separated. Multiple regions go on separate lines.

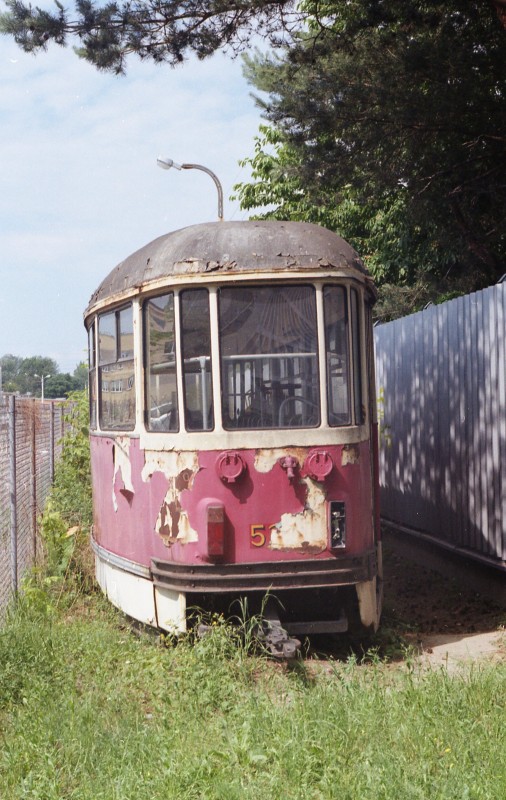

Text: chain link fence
xmin=0 ymin=394 xmax=72 ymax=620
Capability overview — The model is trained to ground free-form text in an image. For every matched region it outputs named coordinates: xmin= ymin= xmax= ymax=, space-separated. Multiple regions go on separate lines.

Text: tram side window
xmin=88 ymin=322 xmax=97 ymax=430
xmin=323 ymin=286 xmax=351 ymax=426
xmin=98 ymin=305 xmax=136 ymax=431
xmin=145 ymin=294 xmax=179 ymax=432
xmin=350 ymin=288 xmax=365 ymax=424
xmin=180 ymin=289 xmax=214 ymax=431
xmin=219 ymin=285 xmax=320 ymax=429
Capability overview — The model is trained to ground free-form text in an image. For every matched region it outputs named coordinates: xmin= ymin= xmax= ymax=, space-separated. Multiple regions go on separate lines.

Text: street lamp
xmin=34 ymin=373 xmax=51 ymax=401
xmin=156 ymin=156 xmax=224 ymax=221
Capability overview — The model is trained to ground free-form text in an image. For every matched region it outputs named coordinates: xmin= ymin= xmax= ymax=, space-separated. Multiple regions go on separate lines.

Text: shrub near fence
xmin=0 ymin=394 xmax=72 ymax=619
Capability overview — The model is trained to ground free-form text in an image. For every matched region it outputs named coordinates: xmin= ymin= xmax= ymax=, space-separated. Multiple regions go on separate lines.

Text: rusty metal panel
xmin=375 ymin=281 xmax=506 ymax=566
xmin=151 ymin=550 xmax=377 ymax=593
xmin=85 ymin=221 xmax=369 ymax=313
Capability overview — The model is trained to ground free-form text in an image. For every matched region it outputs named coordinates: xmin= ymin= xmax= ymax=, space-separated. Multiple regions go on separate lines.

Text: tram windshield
xmin=136 ymin=281 xmax=360 ymax=434
xmin=219 ymin=286 xmax=320 ymax=429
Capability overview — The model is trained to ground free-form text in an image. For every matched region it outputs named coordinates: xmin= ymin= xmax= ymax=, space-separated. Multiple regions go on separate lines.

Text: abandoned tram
xmin=85 ymin=220 xmax=382 ymax=652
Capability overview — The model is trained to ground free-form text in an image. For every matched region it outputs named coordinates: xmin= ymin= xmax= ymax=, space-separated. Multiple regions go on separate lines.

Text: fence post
xmin=31 ymin=400 xmax=37 ymax=561
xmin=49 ymin=401 xmax=55 ymax=483
xmin=8 ymin=394 xmax=17 ymax=594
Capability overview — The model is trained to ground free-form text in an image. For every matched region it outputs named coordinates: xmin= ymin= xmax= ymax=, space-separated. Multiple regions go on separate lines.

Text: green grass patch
xmin=1 ymin=597 xmax=505 ymax=800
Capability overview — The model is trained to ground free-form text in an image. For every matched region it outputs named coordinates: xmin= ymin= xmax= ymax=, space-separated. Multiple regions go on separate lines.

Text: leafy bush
xmin=50 ymin=390 xmax=92 ymax=529
xmin=32 ymin=390 xmax=95 ymax=601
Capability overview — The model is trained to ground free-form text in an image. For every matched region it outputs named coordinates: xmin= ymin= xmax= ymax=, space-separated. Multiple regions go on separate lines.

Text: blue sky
xmin=1 ymin=27 xmax=263 ymax=373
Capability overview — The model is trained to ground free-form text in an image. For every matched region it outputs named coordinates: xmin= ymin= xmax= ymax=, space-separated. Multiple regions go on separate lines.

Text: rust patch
xmin=342 ymin=444 xmax=360 ymax=466
xmin=142 ymin=451 xmax=199 ymax=547
xmin=156 ymin=498 xmax=181 ymax=546
xmin=254 ymin=447 xmax=307 ymax=474
xmin=175 ymin=469 xmax=193 ymax=491
xmin=155 ymin=484 xmax=197 ymax=547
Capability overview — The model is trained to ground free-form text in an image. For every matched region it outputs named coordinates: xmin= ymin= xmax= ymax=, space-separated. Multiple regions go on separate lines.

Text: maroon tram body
xmin=85 ymin=221 xmax=382 ymax=636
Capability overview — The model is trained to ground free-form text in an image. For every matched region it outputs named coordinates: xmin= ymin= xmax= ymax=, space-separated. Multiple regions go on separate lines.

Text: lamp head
xmin=157 ymin=156 xmax=182 ymax=171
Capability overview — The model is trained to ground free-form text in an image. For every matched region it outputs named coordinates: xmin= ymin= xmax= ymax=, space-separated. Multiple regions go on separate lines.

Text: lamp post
xmin=156 ymin=156 xmax=224 ymax=221
xmin=34 ymin=373 xmax=51 ymax=401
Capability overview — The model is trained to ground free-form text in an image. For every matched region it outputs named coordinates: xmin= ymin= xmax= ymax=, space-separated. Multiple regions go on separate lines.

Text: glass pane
xmin=181 ymin=289 xmax=214 ymax=431
xmin=324 ymin=286 xmax=351 ymax=426
xmin=145 ymin=294 xmax=178 ymax=432
xmin=219 ymin=286 xmax=319 ymax=429
xmin=350 ymin=288 xmax=364 ymax=424
xmin=119 ymin=307 xmax=134 ymax=359
xmin=98 ymin=311 xmax=116 ymax=365
xmin=88 ymin=323 xmax=96 ymax=368
xmin=99 ymin=360 xmax=135 ymax=430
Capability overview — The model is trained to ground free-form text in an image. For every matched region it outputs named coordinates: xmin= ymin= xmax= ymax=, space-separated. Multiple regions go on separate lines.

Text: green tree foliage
xmin=7 ymin=355 xmax=59 ymax=396
xmin=45 ymin=373 xmax=81 ymax=398
xmin=234 ymin=2 xmax=506 ymax=316
xmin=1 ymin=0 xmax=505 ymax=74
xmin=0 ymin=354 xmax=86 ymax=396
xmin=0 ymin=0 xmax=304 ymax=73
xmin=73 ymin=361 xmax=89 ymax=390
xmin=0 ymin=354 xmax=22 ymax=392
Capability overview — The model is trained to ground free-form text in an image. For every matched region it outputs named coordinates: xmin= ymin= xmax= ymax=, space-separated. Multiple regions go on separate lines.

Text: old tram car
xmin=85 ymin=221 xmax=382 ymax=646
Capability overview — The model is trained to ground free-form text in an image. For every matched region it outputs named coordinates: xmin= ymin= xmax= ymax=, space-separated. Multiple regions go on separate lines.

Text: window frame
xmin=143 ymin=292 xmax=180 ymax=433
xmin=97 ymin=303 xmax=136 ymax=432
xmin=217 ymin=283 xmax=321 ymax=431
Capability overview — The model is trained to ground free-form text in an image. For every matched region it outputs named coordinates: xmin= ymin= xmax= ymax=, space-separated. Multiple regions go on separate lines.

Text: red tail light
xmin=206 ymin=504 xmax=225 ymax=558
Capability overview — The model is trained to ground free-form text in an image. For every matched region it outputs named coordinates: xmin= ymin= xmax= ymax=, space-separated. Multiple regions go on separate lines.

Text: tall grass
xmin=1 ymin=598 xmax=505 ymax=800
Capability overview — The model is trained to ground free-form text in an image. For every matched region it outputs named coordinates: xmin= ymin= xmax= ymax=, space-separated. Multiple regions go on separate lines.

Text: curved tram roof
xmin=85 ymin=220 xmax=373 ymax=315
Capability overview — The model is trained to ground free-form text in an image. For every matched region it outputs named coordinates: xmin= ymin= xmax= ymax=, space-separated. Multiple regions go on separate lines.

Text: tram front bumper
xmin=150 ymin=551 xmax=377 ymax=594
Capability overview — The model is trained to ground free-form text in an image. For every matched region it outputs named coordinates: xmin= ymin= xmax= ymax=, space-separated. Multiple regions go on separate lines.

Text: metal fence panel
xmin=375 ymin=281 xmax=506 ymax=565
xmin=0 ymin=396 xmax=73 ymax=621
xmin=0 ymin=395 xmax=11 ymax=617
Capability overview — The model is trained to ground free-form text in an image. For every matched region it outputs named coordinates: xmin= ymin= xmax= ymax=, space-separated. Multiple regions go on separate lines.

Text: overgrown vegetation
xmin=1 ymin=597 xmax=506 ymax=799
xmin=34 ymin=390 xmax=94 ymax=605
xmin=1 ymin=389 xmax=505 ymax=798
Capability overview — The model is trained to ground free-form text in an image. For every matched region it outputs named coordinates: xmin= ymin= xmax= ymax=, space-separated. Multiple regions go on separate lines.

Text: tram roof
xmin=85 ymin=221 xmax=370 ymax=313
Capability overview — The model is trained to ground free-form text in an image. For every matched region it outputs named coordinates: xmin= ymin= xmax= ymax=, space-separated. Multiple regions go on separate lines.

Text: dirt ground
xmin=380 ymin=543 xmax=506 ymax=669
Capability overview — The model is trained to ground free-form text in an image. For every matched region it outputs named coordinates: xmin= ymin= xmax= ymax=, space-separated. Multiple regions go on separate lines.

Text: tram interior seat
xmin=149 ymin=402 xmax=177 ymax=431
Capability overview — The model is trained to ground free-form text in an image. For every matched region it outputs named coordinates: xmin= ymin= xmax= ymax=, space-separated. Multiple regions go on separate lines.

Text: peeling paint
xmin=141 ymin=450 xmax=199 ymax=482
xmin=141 ymin=451 xmax=199 ymax=547
xmin=270 ymin=474 xmax=328 ymax=552
xmin=342 ymin=444 xmax=360 ymax=466
xmin=112 ymin=437 xmax=134 ymax=512
xmin=254 ymin=447 xmax=308 ymax=473
xmin=155 ymin=484 xmax=198 ymax=547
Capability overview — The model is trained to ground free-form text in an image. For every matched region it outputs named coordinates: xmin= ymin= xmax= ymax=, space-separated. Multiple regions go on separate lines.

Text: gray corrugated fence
xmin=0 ymin=395 xmax=71 ymax=619
xmin=375 ymin=281 xmax=506 ymax=568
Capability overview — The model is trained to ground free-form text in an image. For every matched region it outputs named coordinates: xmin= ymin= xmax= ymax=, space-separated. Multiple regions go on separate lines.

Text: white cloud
xmin=0 ymin=37 xmax=262 ymax=372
